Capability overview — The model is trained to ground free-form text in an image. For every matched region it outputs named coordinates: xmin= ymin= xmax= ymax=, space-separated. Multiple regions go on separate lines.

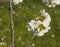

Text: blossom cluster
xmin=13 ymin=0 xmax=23 ymax=5
xmin=42 ymin=0 xmax=60 ymax=7
xmin=26 ymin=9 xmax=51 ymax=36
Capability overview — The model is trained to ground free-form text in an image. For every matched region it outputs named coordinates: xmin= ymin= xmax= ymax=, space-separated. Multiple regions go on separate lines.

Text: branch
xmin=12 ymin=11 xmax=32 ymax=20
xmin=9 ymin=0 xmax=15 ymax=47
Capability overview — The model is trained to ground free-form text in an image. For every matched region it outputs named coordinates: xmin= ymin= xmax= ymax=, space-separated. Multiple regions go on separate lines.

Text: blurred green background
xmin=0 ymin=0 xmax=60 ymax=47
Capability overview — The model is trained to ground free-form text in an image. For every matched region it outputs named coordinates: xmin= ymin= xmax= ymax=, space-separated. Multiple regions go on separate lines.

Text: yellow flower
xmin=37 ymin=27 xmax=41 ymax=32
xmin=35 ymin=16 xmax=40 ymax=20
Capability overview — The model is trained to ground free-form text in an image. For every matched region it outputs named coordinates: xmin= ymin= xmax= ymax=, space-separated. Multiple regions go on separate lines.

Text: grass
xmin=0 ymin=0 xmax=60 ymax=47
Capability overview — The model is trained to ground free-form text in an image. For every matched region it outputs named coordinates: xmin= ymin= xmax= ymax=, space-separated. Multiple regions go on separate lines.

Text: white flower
xmin=26 ymin=9 xmax=51 ymax=36
xmin=41 ymin=10 xmax=51 ymax=27
xmin=13 ymin=0 xmax=23 ymax=5
xmin=27 ymin=20 xmax=42 ymax=30
xmin=42 ymin=0 xmax=60 ymax=7
xmin=38 ymin=32 xmax=44 ymax=36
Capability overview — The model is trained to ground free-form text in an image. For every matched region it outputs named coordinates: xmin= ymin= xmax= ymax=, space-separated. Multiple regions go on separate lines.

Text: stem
xmin=9 ymin=0 xmax=15 ymax=47
xmin=12 ymin=11 xmax=31 ymax=20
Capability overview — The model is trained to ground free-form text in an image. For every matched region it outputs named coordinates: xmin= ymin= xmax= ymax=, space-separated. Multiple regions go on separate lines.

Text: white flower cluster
xmin=42 ymin=0 xmax=60 ymax=7
xmin=26 ymin=9 xmax=51 ymax=36
xmin=13 ymin=0 xmax=23 ymax=5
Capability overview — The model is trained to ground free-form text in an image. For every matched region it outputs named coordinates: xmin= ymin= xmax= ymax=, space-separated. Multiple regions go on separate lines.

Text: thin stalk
xmin=9 ymin=0 xmax=15 ymax=47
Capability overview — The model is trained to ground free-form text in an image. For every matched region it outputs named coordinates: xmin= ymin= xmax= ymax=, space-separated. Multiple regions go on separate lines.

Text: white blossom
xmin=38 ymin=32 xmax=44 ymax=36
xmin=26 ymin=9 xmax=51 ymax=36
xmin=13 ymin=0 xmax=23 ymax=5
xmin=42 ymin=0 xmax=60 ymax=7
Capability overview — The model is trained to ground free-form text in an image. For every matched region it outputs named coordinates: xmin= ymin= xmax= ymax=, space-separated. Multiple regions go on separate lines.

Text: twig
xmin=12 ymin=11 xmax=32 ymax=20
xmin=9 ymin=0 xmax=15 ymax=47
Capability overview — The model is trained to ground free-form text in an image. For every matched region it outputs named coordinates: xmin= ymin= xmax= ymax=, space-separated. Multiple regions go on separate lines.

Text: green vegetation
xmin=0 ymin=0 xmax=60 ymax=47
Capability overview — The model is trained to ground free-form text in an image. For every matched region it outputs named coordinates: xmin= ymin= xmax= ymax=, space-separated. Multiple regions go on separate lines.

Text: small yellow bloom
xmin=37 ymin=27 xmax=40 ymax=32
xmin=35 ymin=16 xmax=40 ymax=20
